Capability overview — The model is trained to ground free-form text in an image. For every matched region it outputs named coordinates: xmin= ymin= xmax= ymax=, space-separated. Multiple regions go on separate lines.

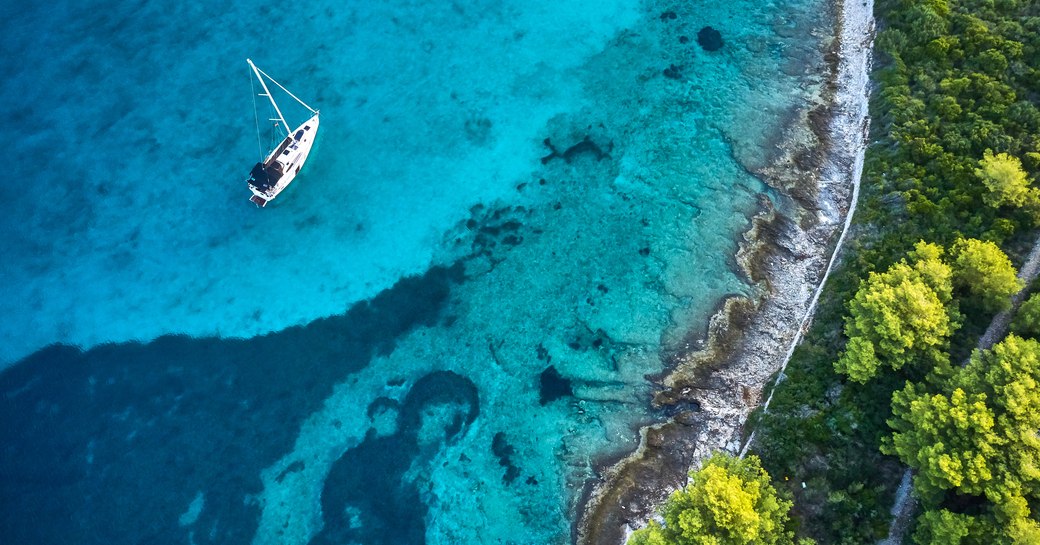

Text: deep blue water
xmin=0 ymin=0 xmax=831 ymax=543
xmin=1 ymin=264 xmax=462 ymax=543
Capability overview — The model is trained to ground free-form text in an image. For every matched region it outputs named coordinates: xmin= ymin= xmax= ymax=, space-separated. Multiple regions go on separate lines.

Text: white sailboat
xmin=245 ymin=59 xmax=320 ymax=207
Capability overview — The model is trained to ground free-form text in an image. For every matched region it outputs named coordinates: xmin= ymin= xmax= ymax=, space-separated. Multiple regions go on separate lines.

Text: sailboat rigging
xmin=245 ymin=59 xmax=320 ymax=208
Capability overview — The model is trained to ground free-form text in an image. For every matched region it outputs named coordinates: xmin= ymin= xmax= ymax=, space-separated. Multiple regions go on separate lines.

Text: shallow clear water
xmin=0 ymin=0 xmax=831 ymax=543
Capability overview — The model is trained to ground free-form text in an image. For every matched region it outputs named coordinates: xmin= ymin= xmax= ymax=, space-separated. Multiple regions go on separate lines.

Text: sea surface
xmin=0 ymin=0 xmax=831 ymax=543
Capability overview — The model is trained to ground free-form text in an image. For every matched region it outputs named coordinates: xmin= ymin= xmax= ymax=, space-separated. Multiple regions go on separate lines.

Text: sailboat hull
xmin=247 ymin=112 xmax=320 ymax=207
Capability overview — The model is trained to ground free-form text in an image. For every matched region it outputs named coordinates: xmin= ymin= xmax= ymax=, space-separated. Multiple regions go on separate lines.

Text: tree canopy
xmin=746 ymin=0 xmax=1040 ymax=541
xmin=956 ymin=335 xmax=1040 ymax=502
xmin=976 ymin=150 xmax=1036 ymax=210
xmin=628 ymin=453 xmax=808 ymax=545
xmin=909 ymin=507 xmax=1040 ymax=545
xmin=834 ymin=238 xmax=1022 ymax=383
xmin=949 ymin=238 xmax=1023 ymax=312
xmin=884 ymin=335 xmax=1040 ymax=542
xmin=835 ymin=242 xmax=955 ymax=383
xmin=884 ymin=384 xmax=998 ymax=503
xmin=1011 ymin=292 xmax=1040 ymax=338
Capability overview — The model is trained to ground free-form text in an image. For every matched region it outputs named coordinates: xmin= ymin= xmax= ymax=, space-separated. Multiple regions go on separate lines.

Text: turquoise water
xmin=0 ymin=0 xmax=831 ymax=543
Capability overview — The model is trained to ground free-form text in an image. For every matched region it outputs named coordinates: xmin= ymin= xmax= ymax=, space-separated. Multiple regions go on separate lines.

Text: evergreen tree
xmin=835 ymin=242 xmax=955 ymax=383
xmin=949 ymin=238 xmax=1022 ymax=313
xmin=628 ymin=454 xmax=808 ymax=545
xmin=977 ymin=150 xmax=1036 ymax=210
xmin=884 ymin=384 xmax=998 ymax=503
xmin=885 ymin=336 xmax=1040 ymax=543
xmin=955 ymin=335 xmax=1040 ymax=502
xmin=1011 ymin=292 xmax=1040 ymax=338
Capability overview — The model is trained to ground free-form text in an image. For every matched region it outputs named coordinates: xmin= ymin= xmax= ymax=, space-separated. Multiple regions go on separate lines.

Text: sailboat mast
xmin=251 ymin=64 xmax=319 ymax=115
xmin=247 ymin=58 xmax=290 ymax=137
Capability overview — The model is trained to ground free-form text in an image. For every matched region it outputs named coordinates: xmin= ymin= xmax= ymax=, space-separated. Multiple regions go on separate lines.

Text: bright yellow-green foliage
xmin=629 ymin=524 xmax=669 ymax=545
xmin=913 ymin=509 xmax=976 ymax=545
xmin=887 ymin=335 xmax=1040 ymax=502
xmin=949 ymin=238 xmax=1023 ymax=312
xmin=957 ymin=336 xmax=1040 ymax=501
xmin=837 ymin=336 xmax=881 ymax=383
xmin=835 ymin=242 xmax=954 ymax=383
xmin=912 ymin=502 xmax=1040 ymax=545
xmin=835 ymin=238 xmax=1022 ymax=383
xmin=976 ymin=150 xmax=1035 ymax=209
xmin=886 ymin=335 xmax=1040 ymax=542
xmin=1007 ymin=513 xmax=1040 ymax=544
xmin=913 ymin=509 xmax=994 ymax=545
xmin=627 ymin=454 xmax=805 ymax=545
xmin=885 ymin=385 xmax=998 ymax=502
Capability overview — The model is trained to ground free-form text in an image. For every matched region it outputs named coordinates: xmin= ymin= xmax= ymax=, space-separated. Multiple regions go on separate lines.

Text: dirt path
xmin=877 ymin=471 xmax=914 ymax=545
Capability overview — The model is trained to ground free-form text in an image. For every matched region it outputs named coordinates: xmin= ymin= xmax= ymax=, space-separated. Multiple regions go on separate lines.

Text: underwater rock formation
xmin=539 ymin=365 xmax=573 ymax=405
xmin=697 ymin=26 xmax=723 ymax=51
xmin=540 ymin=136 xmax=613 ymax=164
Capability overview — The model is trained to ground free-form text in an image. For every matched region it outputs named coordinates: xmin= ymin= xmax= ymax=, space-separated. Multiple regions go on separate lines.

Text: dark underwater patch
xmin=314 ymin=370 xmax=479 ymax=545
xmin=538 ymin=365 xmax=573 ymax=405
xmin=540 ymin=135 xmax=613 ymax=164
xmin=492 ymin=432 xmax=521 ymax=485
xmin=697 ymin=26 xmax=724 ymax=51
xmin=0 ymin=263 xmax=464 ymax=544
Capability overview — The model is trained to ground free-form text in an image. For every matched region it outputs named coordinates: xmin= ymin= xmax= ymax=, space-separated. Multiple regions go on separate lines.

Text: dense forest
xmin=632 ymin=0 xmax=1040 ymax=543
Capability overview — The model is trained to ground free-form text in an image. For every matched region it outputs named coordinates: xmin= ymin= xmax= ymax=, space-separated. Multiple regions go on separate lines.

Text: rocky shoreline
xmin=575 ymin=0 xmax=875 ymax=543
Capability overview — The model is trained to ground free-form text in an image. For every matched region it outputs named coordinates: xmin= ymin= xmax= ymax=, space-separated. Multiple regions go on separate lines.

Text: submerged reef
xmin=492 ymin=432 xmax=522 ymax=484
xmin=539 ymin=365 xmax=574 ymax=405
xmin=0 ymin=264 xmax=467 ymax=544
xmin=697 ymin=26 xmax=724 ymax=51
xmin=315 ymin=371 xmax=479 ymax=545
xmin=540 ymin=136 xmax=613 ymax=165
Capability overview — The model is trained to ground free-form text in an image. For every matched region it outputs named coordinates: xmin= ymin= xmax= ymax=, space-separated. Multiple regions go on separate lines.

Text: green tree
xmin=835 ymin=242 xmax=955 ymax=383
xmin=956 ymin=335 xmax=1040 ymax=501
xmin=886 ymin=336 xmax=1040 ymax=543
xmin=912 ymin=500 xmax=1040 ymax=545
xmin=949 ymin=238 xmax=1023 ymax=312
xmin=976 ymin=150 xmax=1035 ymax=209
xmin=913 ymin=509 xmax=977 ymax=545
xmin=1011 ymin=292 xmax=1040 ymax=337
xmin=627 ymin=454 xmax=806 ymax=545
xmin=884 ymin=384 xmax=999 ymax=503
